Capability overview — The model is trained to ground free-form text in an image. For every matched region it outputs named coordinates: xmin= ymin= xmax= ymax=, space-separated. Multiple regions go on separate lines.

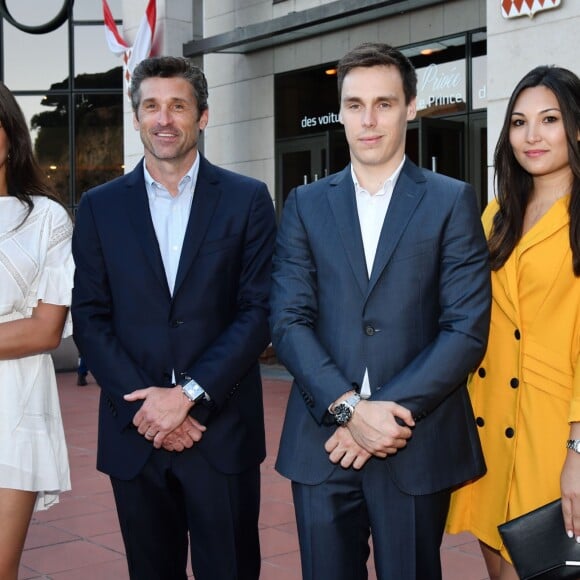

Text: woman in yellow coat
xmin=446 ymin=66 xmax=580 ymax=580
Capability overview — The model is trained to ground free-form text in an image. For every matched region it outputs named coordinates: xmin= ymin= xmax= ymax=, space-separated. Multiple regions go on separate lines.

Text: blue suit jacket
xmin=270 ymin=160 xmax=490 ymax=494
xmin=72 ymin=156 xmax=276 ymax=480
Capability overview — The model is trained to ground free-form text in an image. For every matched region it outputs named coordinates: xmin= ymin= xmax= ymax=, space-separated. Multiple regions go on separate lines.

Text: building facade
xmin=1 ymin=1 xmax=578 ymax=368
xmin=2 ymin=0 xmax=578 ymax=212
xmin=180 ymin=0 xmax=578 ymax=210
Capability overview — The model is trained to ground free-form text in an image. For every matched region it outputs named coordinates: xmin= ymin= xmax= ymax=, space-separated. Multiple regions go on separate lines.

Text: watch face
xmin=334 ymin=402 xmax=353 ymax=426
xmin=575 ymin=441 xmax=580 ymax=453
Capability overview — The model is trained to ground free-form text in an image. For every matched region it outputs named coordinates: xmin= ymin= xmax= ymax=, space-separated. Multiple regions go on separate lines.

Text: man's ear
xmin=133 ymin=111 xmax=140 ymax=131
xmin=406 ymin=98 xmax=417 ymax=121
xmin=199 ymin=108 xmax=209 ymax=132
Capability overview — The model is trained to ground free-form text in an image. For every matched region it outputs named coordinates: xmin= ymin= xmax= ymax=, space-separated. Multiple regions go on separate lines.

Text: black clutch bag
xmin=498 ymin=499 xmax=580 ymax=580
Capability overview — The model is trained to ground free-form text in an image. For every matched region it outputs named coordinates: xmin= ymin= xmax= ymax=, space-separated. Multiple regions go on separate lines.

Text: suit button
xmin=364 ymin=325 xmax=375 ymax=336
xmin=505 ymin=427 xmax=515 ymax=438
xmin=170 ymin=319 xmax=184 ymax=328
xmin=514 ymin=329 xmax=521 ymax=340
xmin=510 ymin=378 xmax=519 ymax=389
xmin=476 ymin=417 xmax=484 ymax=427
xmin=478 ymin=367 xmax=486 ymax=378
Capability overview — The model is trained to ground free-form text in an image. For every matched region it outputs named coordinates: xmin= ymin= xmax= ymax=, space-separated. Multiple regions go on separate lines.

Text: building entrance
xmin=407 ymin=117 xmax=465 ymax=180
xmin=276 ymin=135 xmax=327 ymax=204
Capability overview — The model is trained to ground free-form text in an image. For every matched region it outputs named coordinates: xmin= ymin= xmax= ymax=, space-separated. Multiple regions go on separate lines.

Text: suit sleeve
xmin=372 ymin=182 xmax=491 ymax=418
xmin=270 ymin=188 xmax=354 ymax=424
xmin=72 ymin=192 xmax=149 ymax=428
xmin=182 ymin=182 xmax=277 ymax=409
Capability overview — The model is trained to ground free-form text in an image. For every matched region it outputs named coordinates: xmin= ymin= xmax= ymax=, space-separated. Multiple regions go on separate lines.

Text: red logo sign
xmin=502 ymin=0 xmax=561 ymax=18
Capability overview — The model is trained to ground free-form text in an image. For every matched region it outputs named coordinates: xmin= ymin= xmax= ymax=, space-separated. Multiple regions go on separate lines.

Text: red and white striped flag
xmin=102 ymin=0 xmax=157 ymax=90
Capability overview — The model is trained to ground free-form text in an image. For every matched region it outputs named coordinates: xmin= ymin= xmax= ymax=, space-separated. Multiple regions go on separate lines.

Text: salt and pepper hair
xmin=130 ymin=56 xmax=208 ymax=119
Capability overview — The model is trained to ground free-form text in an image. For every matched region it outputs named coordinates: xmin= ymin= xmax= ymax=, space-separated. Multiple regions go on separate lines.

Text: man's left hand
xmin=161 ymin=415 xmax=206 ymax=451
xmin=325 ymin=427 xmax=372 ymax=470
xmin=125 ymin=385 xmax=194 ymax=446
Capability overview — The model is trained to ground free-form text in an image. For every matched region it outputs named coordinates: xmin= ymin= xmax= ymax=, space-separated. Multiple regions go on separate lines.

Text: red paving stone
xmin=19 ymin=369 xmax=489 ymax=579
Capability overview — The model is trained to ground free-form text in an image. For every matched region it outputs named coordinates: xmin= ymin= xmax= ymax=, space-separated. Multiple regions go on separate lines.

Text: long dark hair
xmin=0 ymin=82 xmax=64 ymax=222
xmin=488 ymin=66 xmax=580 ymax=275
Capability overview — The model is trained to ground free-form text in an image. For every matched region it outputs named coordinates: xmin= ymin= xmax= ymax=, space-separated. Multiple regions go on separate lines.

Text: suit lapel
xmin=367 ymin=160 xmax=426 ymax=297
xmin=327 ymin=167 xmax=368 ymax=296
xmin=173 ymin=156 xmax=221 ymax=296
xmin=124 ymin=161 xmax=170 ymax=296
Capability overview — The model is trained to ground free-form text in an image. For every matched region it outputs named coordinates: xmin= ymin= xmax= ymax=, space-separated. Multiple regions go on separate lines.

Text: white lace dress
xmin=0 ymin=195 xmax=74 ymax=511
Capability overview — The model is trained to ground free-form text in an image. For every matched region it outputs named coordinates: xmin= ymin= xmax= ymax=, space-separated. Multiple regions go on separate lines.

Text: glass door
xmin=276 ymin=134 xmax=328 ymax=214
xmin=407 ymin=118 xmax=465 ymax=179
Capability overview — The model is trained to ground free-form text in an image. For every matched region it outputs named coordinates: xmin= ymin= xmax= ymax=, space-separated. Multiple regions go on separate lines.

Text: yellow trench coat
xmin=446 ymin=196 xmax=580 ymax=557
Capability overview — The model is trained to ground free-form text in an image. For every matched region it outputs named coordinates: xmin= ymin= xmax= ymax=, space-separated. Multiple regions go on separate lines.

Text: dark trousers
xmin=110 ymin=447 xmax=261 ymax=580
xmin=292 ymin=458 xmax=451 ymax=580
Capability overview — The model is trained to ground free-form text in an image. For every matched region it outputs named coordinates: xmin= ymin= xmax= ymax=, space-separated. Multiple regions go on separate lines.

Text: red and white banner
xmin=103 ymin=0 xmax=157 ymax=90
xmin=501 ymin=0 xmax=561 ymax=19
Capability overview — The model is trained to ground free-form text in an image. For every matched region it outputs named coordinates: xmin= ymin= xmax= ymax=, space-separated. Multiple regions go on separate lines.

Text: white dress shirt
xmin=352 ymin=156 xmax=405 ymax=397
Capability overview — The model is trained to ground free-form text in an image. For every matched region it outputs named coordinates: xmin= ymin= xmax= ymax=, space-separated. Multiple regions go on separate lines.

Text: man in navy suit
xmin=270 ymin=43 xmax=491 ymax=579
xmin=72 ymin=56 xmax=276 ymax=580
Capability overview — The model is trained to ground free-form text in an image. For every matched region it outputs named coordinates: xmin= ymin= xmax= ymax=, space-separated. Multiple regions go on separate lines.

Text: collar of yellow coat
xmin=482 ymin=195 xmax=570 ymax=325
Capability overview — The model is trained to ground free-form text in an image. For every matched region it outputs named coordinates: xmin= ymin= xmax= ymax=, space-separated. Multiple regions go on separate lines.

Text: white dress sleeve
xmin=25 ymin=200 xmax=74 ymax=337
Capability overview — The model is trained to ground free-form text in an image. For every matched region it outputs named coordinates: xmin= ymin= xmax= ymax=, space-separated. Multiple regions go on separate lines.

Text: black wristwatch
xmin=332 ymin=393 xmax=361 ymax=426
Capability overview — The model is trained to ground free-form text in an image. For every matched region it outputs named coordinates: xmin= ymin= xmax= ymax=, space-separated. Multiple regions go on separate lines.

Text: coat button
xmin=510 ymin=378 xmax=519 ymax=389
xmin=476 ymin=417 xmax=485 ymax=427
xmin=478 ymin=367 xmax=486 ymax=378
xmin=170 ymin=319 xmax=184 ymax=328
xmin=514 ymin=329 xmax=521 ymax=340
xmin=505 ymin=427 xmax=515 ymax=438
xmin=364 ymin=325 xmax=375 ymax=336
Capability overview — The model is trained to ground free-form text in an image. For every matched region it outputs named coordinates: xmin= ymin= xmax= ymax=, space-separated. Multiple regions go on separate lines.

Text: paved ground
xmin=19 ymin=367 xmax=490 ymax=579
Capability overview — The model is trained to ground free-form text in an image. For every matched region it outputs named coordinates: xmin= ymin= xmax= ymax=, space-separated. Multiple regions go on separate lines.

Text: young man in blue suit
xmin=270 ymin=43 xmax=491 ymax=579
xmin=72 ymin=57 xmax=276 ymax=580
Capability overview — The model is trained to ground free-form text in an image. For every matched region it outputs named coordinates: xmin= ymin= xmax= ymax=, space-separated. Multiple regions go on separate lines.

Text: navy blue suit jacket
xmin=72 ymin=156 xmax=276 ymax=480
xmin=270 ymin=160 xmax=490 ymax=494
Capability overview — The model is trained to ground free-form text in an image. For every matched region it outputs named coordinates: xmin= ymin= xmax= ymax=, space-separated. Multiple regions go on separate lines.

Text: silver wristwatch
xmin=180 ymin=376 xmax=210 ymax=404
xmin=566 ymin=439 xmax=580 ymax=453
xmin=332 ymin=393 xmax=361 ymax=426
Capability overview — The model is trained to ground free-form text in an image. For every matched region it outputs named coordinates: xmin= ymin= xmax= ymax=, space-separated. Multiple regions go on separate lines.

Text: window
xmin=1 ymin=0 xmax=124 ymax=209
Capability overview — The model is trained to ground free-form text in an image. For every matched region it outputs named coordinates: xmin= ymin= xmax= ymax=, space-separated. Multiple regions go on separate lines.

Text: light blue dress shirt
xmin=143 ymin=154 xmax=200 ymax=296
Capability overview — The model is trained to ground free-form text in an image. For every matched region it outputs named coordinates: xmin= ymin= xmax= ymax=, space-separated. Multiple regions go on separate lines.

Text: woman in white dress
xmin=0 ymin=83 xmax=74 ymax=579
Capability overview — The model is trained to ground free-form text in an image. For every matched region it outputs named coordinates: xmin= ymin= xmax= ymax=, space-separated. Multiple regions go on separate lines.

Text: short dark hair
xmin=130 ymin=56 xmax=208 ymax=118
xmin=336 ymin=42 xmax=417 ymax=105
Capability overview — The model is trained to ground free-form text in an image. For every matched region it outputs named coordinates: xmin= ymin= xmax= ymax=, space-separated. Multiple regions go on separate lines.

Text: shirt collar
xmin=143 ymin=153 xmax=201 ymax=201
xmin=351 ymin=155 xmax=406 ymax=197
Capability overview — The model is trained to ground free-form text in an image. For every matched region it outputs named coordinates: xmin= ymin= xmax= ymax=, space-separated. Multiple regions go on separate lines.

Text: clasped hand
xmin=124 ymin=386 xmax=206 ymax=451
xmin=325 ymin=400 xmax=414 ymax=469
